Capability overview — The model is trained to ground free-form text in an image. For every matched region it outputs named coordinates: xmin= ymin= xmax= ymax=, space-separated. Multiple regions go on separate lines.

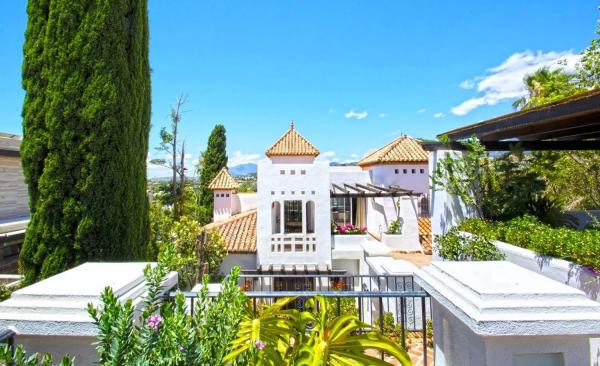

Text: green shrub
xmin=459 ymin=215 xmax=600 ymax=271
xmin=434 ymin=227 xmax=505 ymax=261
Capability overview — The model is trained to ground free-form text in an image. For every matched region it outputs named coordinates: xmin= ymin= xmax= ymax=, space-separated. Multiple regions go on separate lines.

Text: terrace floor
xmin=390 ymin=252 xmax=432 ymax=268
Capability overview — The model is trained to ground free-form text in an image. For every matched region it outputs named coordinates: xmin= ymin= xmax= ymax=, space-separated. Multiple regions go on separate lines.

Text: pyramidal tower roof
xmin=208 ymin=167 xmax=239 ymax=190
xmin=265 ymin=122 xmax=320 ymax=157
xmin=358 ymin=135 xmax=428 ymax=167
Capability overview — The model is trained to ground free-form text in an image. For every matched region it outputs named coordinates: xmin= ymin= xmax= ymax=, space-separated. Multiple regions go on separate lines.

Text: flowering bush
xmin=334 ymin=223 xmax=368 ymax=235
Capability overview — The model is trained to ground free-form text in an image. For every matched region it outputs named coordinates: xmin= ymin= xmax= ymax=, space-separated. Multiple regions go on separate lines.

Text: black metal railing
xmin=167 ymin=274 xmax=431 ymax=365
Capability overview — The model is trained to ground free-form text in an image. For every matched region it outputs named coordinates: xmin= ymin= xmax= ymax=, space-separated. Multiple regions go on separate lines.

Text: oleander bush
xmin=458 ymin=215 xmax=600 ymax=272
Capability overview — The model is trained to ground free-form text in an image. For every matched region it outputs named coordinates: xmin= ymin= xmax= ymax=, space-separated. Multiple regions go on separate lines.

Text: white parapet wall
xmin=415 ymin=261 xmax=600 ymax=366
xmin=488 ymin=235 xmax=600 ymax=302
xmin=0 ymin=262 xmax=177 ymax=365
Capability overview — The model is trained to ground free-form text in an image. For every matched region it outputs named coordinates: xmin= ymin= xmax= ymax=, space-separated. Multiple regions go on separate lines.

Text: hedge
xmin=459 ymin=215 xmax=600 ymax=272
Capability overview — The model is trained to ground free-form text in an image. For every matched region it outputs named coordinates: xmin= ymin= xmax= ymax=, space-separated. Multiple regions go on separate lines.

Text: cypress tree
xmin=198 ymin=125 xmax=228 ymax=224
xmin=20 ymin=0 xmax=151 ymax=283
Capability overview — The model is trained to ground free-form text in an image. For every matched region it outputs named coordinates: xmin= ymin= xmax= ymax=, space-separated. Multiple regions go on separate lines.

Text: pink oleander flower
xmin=346 ymin=223 xmax=354 ymax=229
xmin=254 ymin=339 xmax=266 ymax=350
xmin=147 ymin=314 xmax=162 ymax=332
xmin=360 ymin=226 xmax=367 ymax=231
xmin=338 ymin=227 xmax=347 ymax=233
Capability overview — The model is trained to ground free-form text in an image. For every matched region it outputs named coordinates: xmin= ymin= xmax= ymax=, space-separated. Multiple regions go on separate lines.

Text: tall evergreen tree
xmin=20 ymin=0 xmax=151 ymax=283
xmin=198 ymin=125 xmax=228 ymax=224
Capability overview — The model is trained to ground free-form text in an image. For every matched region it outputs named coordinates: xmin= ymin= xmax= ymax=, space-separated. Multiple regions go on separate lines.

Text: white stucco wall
xmin=18 ymin=336 xmax=97 ymax=366
xmin=487 ymin=236 xmax=600 ymax=302
xmin=366 ymin=163 xmax=429 ymax=194
xmin=428 ymin=149 xmax=476 ymax=245
xmin=237 ymin=193 xmax=258 ymax=213
xmin=219 ymin=253 xmax=257 ymax=275
xmin=213 ymin=189 xmax=234 ymax=222
xmin=256 ymin=158 xmax=331 ymax=267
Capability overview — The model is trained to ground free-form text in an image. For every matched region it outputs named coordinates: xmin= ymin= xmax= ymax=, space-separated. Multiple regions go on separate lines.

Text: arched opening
xmin=272 ymin=201 xmax=281 ymax=234
xmin=306 ymin=201 xmax=315 ymax=234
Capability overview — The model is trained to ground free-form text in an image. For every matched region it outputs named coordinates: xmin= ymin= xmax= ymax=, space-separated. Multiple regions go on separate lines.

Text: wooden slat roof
xmin=440 ymin=89 xmax=600 ymax=142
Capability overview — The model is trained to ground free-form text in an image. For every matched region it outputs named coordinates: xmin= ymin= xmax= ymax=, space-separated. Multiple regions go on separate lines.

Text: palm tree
xmin=512 ymin=67 xmax=581 ymax=110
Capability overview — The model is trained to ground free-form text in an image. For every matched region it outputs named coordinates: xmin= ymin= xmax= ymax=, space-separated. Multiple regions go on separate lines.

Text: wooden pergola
xmin=423 ymin=89 xmax=600 ymax=151
xmin=330 ymin=183 xmax=420 ymax=197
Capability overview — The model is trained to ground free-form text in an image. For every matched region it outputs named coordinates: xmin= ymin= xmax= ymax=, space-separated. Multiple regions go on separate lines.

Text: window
xmin=411 ymin=169 xmax=416 ymax=174
xmin=420 ymin=168 xmax=425 ymax=174
xmin=284 ymin=201 xmax=303 ymax=233
xmin=301 ymin=170 xmax=306 ymax=175
xmin=290 ymin=170 xmax=296 ymax=175
xmin=272 ymin=201 xmax=281 ymax=234
xmin=394 ymin=169 xmax=399 ymax=174
xmin=403 ymin=169 xmax=407 ymax=174
xmin=225 ymin=193 xmax=230 ymax=197
xmin=271 ymin=191 xmax=275 ymax=195
xmin=331 ymin=197 xmax=357 ymax=226
xmin=280 ymin=170 xmax=285 ymax=175
xmin=306 ymin=201 xmax=315 ymax=234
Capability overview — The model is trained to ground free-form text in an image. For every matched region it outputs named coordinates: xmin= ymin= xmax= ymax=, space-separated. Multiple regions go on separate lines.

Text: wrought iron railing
xmin=167 ymin=274 xmax=432 ymax=365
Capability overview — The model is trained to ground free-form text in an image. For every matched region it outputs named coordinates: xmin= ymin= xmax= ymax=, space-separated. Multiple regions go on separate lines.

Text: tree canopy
xmin=20 ymin=0 xmax=151 ymax=283
xmin=198 ymin=125 xmax=228 ymax=224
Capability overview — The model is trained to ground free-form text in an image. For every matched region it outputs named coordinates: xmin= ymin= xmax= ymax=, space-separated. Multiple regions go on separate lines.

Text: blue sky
xmin=0 ymin=1 xmax=597 ymax=177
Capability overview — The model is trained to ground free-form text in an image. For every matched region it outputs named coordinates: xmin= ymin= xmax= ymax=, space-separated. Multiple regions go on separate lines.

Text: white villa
xmin=204 ymin=122 xmax=432 ymax=279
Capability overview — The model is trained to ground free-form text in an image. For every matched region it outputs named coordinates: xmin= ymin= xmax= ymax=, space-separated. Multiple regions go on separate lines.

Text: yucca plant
xmin=225 ymin=296 xmax=412 ymax=366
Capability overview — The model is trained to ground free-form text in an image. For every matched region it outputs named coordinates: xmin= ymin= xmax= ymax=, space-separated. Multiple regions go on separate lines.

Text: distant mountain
xmin=229 ymin=163 xmax=257 ymax=176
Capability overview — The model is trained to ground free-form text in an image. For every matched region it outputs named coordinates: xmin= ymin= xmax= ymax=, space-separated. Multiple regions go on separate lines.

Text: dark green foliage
xmin=197 ymin=125 xmax=228 ymax=224
xmin=20 ymin=0 xmax=151 ymax=283
xmin=434 ymin=227 xmax=505 ymax=261
xmin=459 ymin=216 xmax=600 ymax=271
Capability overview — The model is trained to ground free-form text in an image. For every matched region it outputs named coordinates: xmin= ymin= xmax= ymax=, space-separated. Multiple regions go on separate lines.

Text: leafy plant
xmin=87 ymin=244 xmax=246 ymax=365
xmin=387 ymin=219 xmax=403 ymax=234
xmin=226 ymin=296 xmax=412 ymax=365
xmin=0 ymin=344 xmax=74 ymax=366
xmin=434 ymin=227 xmax=504 ymax=261
xmin=459 ymin=215 xmax=600 ymax=271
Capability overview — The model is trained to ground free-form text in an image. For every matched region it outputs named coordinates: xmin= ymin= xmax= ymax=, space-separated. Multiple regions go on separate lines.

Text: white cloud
xmin=344 ymin=109 xmax=368 ymax=120
xmin=451 ymin=50 xmax=581 ymax=116
xmin=328 ymin=108 xmax=336 ymax=113
xmin=317 ymin=151 xmax=339 ymax=162
xmin=350 ymin=153 xmax=359 ymax=158
xmin=459 ymin=79 xmax=475 ymax=89
xmin=228 ymin=150 xmax=261 ymax=167
xmin=378 ymin=113 xmax=390 ymax=118
xmin=433 ymin=112 xmax=445 ymax=118
xmin=417 ymin=108 xmax=427 ymax=114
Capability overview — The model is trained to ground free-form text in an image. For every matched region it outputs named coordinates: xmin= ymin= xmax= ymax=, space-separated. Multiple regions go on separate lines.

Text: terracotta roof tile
xmin=418 ymin=217 xmax=432 ymax=255
xmin=208 ymin=167 xmax=239 ymax=190
xmin=202 ymin=210 xmax=257 ymax=254
xmin=266 ymin=122 xmax=320 ymax=157
xmin=358 ymin=135 xmax=428 ymax=167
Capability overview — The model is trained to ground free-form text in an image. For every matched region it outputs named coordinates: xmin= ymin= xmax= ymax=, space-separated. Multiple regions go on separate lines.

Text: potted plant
xmin=381 ymin=218 xmax=410 ymax=250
